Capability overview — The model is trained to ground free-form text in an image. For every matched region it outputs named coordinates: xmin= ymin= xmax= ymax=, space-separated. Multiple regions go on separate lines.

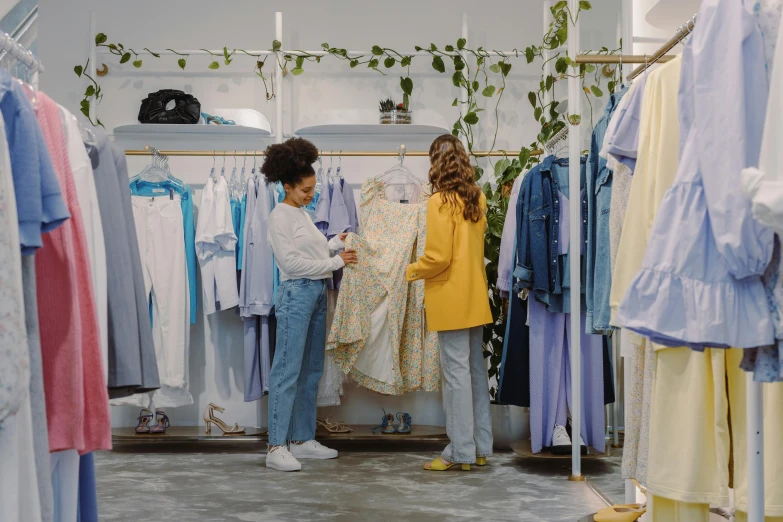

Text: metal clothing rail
xmin=574 ymin=54 xmax=675 ymax=65
xmin=123 ymin=149 xmax=544 ymax=158
xmin=627 ymin=15 xmax=695 ymax=80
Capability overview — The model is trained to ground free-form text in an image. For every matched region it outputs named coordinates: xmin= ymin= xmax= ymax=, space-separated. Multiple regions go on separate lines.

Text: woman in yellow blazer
xmin=407 ymin=134 xmax=493 ymax=471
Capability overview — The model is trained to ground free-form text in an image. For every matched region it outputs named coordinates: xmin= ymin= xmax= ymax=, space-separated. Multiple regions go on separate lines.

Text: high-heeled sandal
xmin=594 ymin=504 xmax=646 ymax=522
xmin=316 ymin=417 xmax=353 ymax=434
xmin=396 ymin=412 xmax=412 ymax=434
xmin=423 ymin=457 xmax=470 ymax=472
xmin=203 ymin=403 xmax=245 ymax=435
xmin=135 ymin=409 xmax=154 ymax=434
xmin=149 ymin=411 xmax=170 ymax=434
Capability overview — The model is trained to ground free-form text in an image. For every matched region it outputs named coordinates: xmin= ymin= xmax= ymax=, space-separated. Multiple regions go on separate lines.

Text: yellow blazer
xmin=406 ymin=191 xmax=493 ymax=332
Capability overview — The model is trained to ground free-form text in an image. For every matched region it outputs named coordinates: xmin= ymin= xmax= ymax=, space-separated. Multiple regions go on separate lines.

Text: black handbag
xmin=138 ymin=89 xmax=201 ymax=124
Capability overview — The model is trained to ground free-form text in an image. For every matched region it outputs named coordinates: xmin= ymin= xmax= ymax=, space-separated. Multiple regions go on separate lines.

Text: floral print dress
xmin=327 ymin=178 xmax=440 ymax=395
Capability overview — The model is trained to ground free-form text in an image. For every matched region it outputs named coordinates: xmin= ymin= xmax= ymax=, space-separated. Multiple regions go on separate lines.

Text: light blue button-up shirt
xmin=616 ymin=0 xmax=775 ymax=349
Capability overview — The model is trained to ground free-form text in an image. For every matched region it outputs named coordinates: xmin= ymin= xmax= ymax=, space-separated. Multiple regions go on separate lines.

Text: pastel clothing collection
xmin=328 ymin=179 xmax=441 ymax=395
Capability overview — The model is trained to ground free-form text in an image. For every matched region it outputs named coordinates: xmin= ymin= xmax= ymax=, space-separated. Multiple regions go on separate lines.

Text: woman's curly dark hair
xmin=260 ymin=137 xmax=318 ymax=186
xmin=428 ymin=134 xmax=483 ymax=223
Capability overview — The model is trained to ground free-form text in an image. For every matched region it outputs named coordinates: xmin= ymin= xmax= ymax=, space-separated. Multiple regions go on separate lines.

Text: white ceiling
xmin=645 ymin=0 xmax=702 ymax=32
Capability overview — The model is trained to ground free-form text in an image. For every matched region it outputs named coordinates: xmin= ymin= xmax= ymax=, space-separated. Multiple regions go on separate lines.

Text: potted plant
xmin=378 ymin=97 xmax=412 ymax=124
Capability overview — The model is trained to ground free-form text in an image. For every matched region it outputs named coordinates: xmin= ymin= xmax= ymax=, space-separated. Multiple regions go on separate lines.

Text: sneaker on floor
xmin=266 ymin=446 xmax=302 ymax=471
xmin=550 ymin=424 xmax=572 ymax=455
xmin=290 ymin=440 xmax=339 ymax=460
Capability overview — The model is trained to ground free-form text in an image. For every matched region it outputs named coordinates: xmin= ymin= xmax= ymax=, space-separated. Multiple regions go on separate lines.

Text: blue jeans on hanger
xmin=267 ymin=279 xmax=327 ymax=446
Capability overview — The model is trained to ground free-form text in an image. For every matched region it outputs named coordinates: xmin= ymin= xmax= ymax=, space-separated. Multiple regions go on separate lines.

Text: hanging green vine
xmin=74 ymin=1 xmax=621 ymax=399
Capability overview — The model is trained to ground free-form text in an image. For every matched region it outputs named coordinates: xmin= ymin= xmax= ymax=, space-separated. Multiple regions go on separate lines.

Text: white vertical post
xmin=567 ymin=0 xmax=583 ymax=482
xmin=543 ymin=0 xmax=553 ymax=107
xmin=621 ymin=0 xmax=635 ymax=503
xmin=89 ymin=11 xmax=97 ymax=124
xmin=612 ymin=334 xmax=620 ymax=448
xmin=275 ymin=12 xmax=283 ymax=144
xmin=747 ymin=375 xmax=764 ymax=522
xmin=621 ymin=0 xmax=633 ymax=80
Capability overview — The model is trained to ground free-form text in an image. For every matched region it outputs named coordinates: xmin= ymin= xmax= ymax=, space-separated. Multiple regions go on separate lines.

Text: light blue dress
xmin=615 ymin=0 xmax=775 ymax=349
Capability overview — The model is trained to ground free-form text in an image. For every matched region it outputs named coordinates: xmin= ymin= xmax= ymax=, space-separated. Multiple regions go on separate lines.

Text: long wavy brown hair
xmin=428 ymin=134 xmax=483 ymax=223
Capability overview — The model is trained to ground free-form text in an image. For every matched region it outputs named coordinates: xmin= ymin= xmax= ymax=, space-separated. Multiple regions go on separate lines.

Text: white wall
xmin=38 ymin=0 xmax=622 ymax=429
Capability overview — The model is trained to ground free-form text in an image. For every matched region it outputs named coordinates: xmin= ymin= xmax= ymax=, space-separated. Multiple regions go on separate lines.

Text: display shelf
xmin=294 ymin=123 xmax=451 ymax=152
xmin=645 ymin=0 xmax=701 ymax=33
xmin=510 ymin=440 xmax=612 ymax=459
xmin=112 ymin=426 xmax=266 ymax=442
xmin=113 ymin=124 xmax=273 ymax=152
xmin=315 ymin=424 xmax=447 ymax=442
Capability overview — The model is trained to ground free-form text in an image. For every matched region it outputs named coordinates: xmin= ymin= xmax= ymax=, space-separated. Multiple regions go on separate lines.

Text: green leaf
xmin=463 ymin=112 xmax=479 ymax=125
xmin=372 ymin=45 xmax=383 ymax=56
xmin=296 ymin=56 xmax=304 ymax=68
xmin=493 ymin=158 xmax=511 ymax=178
xmin=452 ymin=72 xmax=462 ymax=87
xmin=451 ymin=129 xmax=460 ymax=137
xmin=74 ymin=65 xmax=83 ymax=77
xmin=350 ymin=59 xmax=359 ymax=68
xmin=95 ymin=33 xmax=107 ymax=45
xmin=430 ymin=43 xmax=438 ymax=51
xmin=553 ymin=0 xmax=567 ymax=9
xmin=569 ymin=114 xmax=582 ymax=125
xmin=472 ymin=80 xmax=479 ymax=92
xmin=557 ymin=25 xmax=568 ymax=44
xmin=545 ymin=74 xmax=555 ymax=91
xmin=445 ymin=45 xmax=454 ymax=52
xmin=133 ymin=59 xmax=142 ymax=68
xmin=590 ymin=85 xmax=604 ymax=97
xmin=452 ymin=98 xmax=458 ymax=106
xmin=432 ymin=56 xmax=446 ymax=73
xmin=525 ymin=47 xmax=535 ymax=64
xmin=80 ymin=106 xmax=90 ymax=119
xmin=80 ymin=99 xmax=90 ymax=110
xmin=528 ymin=91 xmax=537 ymax=107
xmin=534 ymin=107 xmax=542 ymax=121
xmin=482 ymin=85 xmax=496 ymax=97
xmin=400 ymin=76 xmax=413 ymax=96
xmin=209 ymin=61 xmax=220 ymax=69
xmin=457 ymin=38 xmax=466 ymax=50
xmin=579 ymin=0 xmax=592 ymax=9
xmin=384 ymin=56 xmax=396 ymax=68
xmin=414 ymin=45 xmax=423 ymax=51
xmin=500 ymin=62 xmax=512 ymax=77
xmin=489 ymin=64 xmax=501 ymax=74
xmin=120 ymin=52 xmax=131 ymax=64
xmin=291 ymin=67 xmax=304 ymax=76
xmin=555 ymin=57 xmax=568 ymax=74
xmin=145 ymin=48 xmax=161 ymax=58
xmin=178 ymin=58 xmax=187 ymax=70
xmin=368 ymin=59 xmax=379 ymax=69
xmin=85 ymin=85 xmax=96 ymax=97
xmin=272 ymin=40 xmax=282 ymax=51
xmin=400 ymin=56 xmax=412 ymax=67
xmin=454 ymin=56 xmax=465 ymax=71
xmin=518 ymin=147 xmax=531 ymax=168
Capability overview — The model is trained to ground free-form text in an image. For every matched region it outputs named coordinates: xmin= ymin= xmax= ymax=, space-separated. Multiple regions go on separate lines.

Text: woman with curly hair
xmin=261 ymin=138 xmax=357 ymax=472
xmin=407 ymin=134 xmax=493 ymax=471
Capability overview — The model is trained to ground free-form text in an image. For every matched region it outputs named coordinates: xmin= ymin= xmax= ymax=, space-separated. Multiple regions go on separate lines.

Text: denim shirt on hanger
xmin=513 ymin=154 xmax=587 ymax=312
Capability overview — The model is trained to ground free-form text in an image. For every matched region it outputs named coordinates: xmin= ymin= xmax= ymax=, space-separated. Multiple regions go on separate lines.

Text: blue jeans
xmin=267 ymin=279 xmax=327 ymax=446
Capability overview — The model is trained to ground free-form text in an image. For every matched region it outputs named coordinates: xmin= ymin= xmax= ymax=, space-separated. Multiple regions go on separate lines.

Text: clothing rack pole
xmin=89 ymin=12 xmax=97 ymax=124
xmin=275 ymin=12 xmax=283 ymax=145
xmin=123 ymin=149 xmax=544 ymax=158
xmin=748 ymin=375 xmax=765 ymax=522
xmin=567 ymin=0 xmax=583 ymax=482
xmin=627 ymin=15 xmax=695 ymax=80
xmin=574 ymin=55 xmax=675 ymax=64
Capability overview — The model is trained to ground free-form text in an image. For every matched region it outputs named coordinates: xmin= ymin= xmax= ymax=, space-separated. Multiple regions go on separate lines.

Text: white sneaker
xmin=289 ymin=440 xmax=338 ymax=460
xmin=550 ymin=424 xmax=572 ymax=455
xmin=266 ymin=446 xmax=302 ymax=471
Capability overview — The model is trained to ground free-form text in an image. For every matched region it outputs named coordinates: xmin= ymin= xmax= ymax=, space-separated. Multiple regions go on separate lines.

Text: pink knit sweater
xmin=34 ymin=92 xmax=111 ymax=454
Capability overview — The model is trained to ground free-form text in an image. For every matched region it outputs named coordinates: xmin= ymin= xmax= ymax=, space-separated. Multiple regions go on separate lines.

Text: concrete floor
xmin=96 ymin=443 xmax=615 ymax=521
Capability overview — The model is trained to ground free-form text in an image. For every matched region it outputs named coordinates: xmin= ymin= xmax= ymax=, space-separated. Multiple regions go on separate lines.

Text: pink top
xmin=34 ymin=92 xmax=111 ymax=454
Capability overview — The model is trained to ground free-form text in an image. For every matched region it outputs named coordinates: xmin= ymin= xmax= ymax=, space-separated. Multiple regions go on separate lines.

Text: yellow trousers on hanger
xmin=649 ymin=496 xmax=709 ymax=522
xmin=647 ymin=348 xmax=783 ymax=517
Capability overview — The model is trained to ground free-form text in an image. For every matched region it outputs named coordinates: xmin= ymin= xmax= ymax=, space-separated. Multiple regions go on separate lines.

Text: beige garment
xmin=609 ymin=57 xmax=682 ymax=328
xmin=621 ymin=340 xmax=654 ymax=483
xmin=648 ymin=347 xmax=783 ymax=515
xmin=317 ymin=289 xmax=344 ymax=407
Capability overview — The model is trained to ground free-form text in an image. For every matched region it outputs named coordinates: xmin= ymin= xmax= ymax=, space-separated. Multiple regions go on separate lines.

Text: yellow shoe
xmin=475 ymin=457 xmax=487 ymax=466
xmin=423 ymin=457 xmax=470 ymax=471
xmin=593 ymin=504 xmax=646 ymax=522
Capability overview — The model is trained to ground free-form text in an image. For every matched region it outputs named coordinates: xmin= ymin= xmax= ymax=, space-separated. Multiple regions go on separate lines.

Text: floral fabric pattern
xmin=327 ymin=179 xmax=440 ymax=395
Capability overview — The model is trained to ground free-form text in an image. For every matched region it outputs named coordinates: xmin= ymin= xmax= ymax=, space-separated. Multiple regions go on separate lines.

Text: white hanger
xmin=377 ymin=145 xmax=422 ymax=185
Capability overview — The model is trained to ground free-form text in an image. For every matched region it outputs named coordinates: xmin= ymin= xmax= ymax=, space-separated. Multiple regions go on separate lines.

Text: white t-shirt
xmin=267 ymin=202 xmax=345 ymax=282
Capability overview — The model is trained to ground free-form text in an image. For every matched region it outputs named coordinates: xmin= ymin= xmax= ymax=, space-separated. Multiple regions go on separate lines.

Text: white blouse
xmin=267 ymin=202 xmax=345 ymax=282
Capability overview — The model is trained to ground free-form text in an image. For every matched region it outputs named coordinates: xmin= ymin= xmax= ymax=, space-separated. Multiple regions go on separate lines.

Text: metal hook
xmin=243 ymin=151 xmax=248 ymax=169
xmin=338 ymin=151 xmax=342 ymax=170
xmin=253 ymin=151 xmax=257 ymax=172
xmin=234 ymin=150 xmax=237 ymax=168
xmin=213 ymin=150 xmax=216 ymax=168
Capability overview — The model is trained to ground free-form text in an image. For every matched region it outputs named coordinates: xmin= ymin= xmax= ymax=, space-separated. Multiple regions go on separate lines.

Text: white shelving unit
xmin=113 ymin=124 xmax=273 ymax=151
xmin=294 ymin=123 xmax=451 ymax=151
xmin=645 ymin=0 xmax=700 ymax=32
